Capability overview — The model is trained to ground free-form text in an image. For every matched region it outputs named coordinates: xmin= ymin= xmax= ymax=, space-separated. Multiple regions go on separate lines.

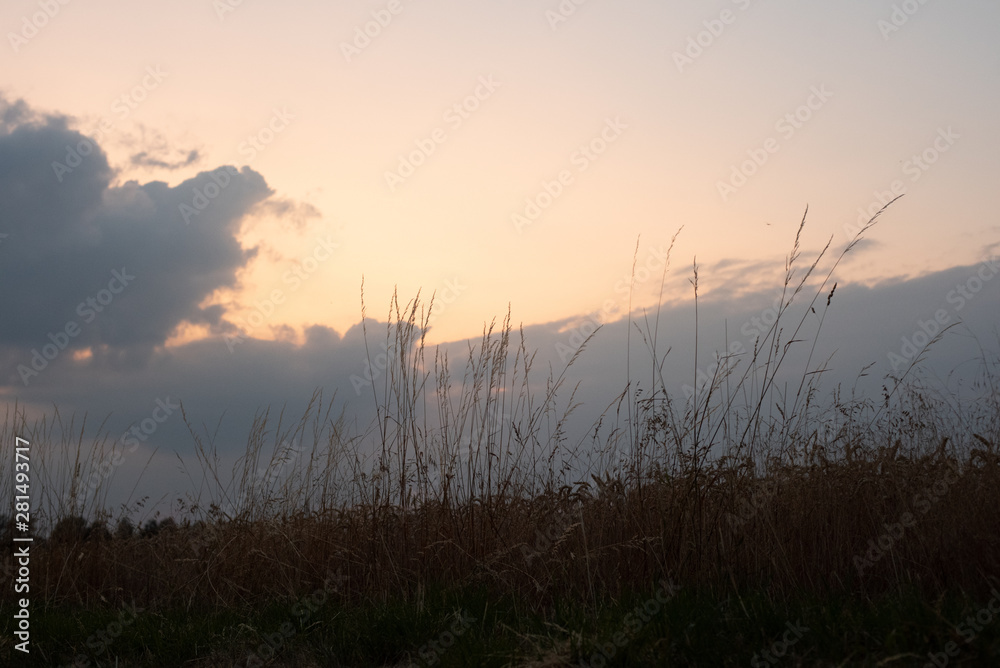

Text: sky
xmin=1 ymin=0 xmax=998 ymax=518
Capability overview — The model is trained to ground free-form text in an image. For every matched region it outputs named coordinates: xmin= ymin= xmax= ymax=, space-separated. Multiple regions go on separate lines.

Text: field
xmin=2 ymin=207 xmax=999 ymax=666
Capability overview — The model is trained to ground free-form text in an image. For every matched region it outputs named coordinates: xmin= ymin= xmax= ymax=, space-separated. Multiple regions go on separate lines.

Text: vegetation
xmin=2 ymin=202 xmax=999 ymax=666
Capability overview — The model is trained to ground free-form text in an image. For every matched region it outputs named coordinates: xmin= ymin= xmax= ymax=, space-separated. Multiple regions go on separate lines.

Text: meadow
xmin=2 ymin=203 xmax=999 ymax=666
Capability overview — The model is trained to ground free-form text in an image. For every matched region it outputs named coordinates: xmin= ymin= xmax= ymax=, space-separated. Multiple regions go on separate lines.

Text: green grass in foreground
xmin=4 ymin=584 xmax=1000 ymax=667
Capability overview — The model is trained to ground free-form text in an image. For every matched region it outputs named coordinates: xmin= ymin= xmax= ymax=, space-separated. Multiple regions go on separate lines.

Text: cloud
xmin=10 ymin=255 xmax=997 ymax=454
xmin=252 ymin=197 xmax=323 ymax=231
xmin=844 ymin=237 xmax=881 ymax=255
xmin=0 ymin=96 xmax=37 ymax=131
xmin=0 ymin=96 xmax=272 ymax=383
xmin=130 ymin=148 xmax=200 ymax=170
xmin=120 ymin=123 xmax=202 ymax=172
xmin=982 ymin=235 xmax=1000 ymax=259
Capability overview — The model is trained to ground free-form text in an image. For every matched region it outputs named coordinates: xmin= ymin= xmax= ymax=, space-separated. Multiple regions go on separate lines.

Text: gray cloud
xmin=0 ymin=96 xmax=271 ymax=383
xmin=844 ymin=238 xmax=881 ymax=255
xmin=7 ymin=255 xmax=997 ymax=456
xmin=0 ymin=96 xmax=35 ymax=130
xmin=130 ymin=148 xmax=200 ymax=170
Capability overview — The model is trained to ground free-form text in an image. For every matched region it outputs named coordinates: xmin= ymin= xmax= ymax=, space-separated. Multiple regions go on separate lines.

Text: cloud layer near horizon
xmin=1 ymin=95 xmax=998 ymax=484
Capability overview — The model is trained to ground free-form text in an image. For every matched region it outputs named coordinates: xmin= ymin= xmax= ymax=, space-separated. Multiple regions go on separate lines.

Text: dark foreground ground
xmin=3 ymin=583 xmax=1000 ymax=666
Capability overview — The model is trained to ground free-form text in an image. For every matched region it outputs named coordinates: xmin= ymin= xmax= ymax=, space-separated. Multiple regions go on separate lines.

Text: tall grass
xmin=2 ymin=201 xmax=998 ymax=622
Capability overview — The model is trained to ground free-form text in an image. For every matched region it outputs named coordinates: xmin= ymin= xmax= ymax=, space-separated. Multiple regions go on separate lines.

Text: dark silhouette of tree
xmin=139 ymin=516 xmax=177 ymax=538
xmin=115 ymin=517 xmax=135 ymax=540
xmin=49 ymin=515 xmax=89 ymax=544
xmin=49 ymin=515 xmax=113 ymax=543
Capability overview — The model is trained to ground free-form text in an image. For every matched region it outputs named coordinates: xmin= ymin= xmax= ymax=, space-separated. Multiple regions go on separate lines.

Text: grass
xmin=2 ymin=200 xmax=999 ymax=666
xmin=7 ymin=583 xmax=1000 ymax=666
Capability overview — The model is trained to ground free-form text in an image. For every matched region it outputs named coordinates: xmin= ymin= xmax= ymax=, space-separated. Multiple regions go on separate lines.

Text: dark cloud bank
xmin=1 ymin=96 xmax=997 ymax=495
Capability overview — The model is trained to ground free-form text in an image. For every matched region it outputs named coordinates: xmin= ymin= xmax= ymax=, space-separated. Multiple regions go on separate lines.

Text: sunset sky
xmin=1 ymin=1 xmax=998 ymax=512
